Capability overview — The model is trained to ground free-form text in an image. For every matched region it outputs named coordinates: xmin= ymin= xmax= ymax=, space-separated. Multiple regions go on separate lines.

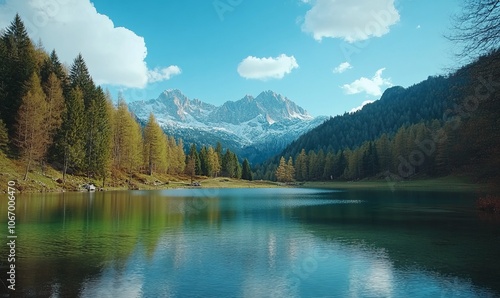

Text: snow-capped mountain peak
xmin=128 ymin=90 xmax=327 ymax=163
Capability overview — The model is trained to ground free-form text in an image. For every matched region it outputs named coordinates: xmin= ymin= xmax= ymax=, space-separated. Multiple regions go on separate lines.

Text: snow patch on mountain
xmin=129 ymin=89 xmax=327 ymax=163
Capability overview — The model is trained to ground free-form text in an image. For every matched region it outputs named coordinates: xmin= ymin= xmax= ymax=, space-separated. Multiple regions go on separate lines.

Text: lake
xmin=1 ymin=188 xmax=500 ymax=297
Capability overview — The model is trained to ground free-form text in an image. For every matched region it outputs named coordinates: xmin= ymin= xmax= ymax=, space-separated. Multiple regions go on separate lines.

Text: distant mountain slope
xmin=256 ymin=50 xmax=499 ymax=183
xmin=128 ymin=90 xmax=327 ymax=163
xmin=278 ymin=74 xmax=465 ymax=159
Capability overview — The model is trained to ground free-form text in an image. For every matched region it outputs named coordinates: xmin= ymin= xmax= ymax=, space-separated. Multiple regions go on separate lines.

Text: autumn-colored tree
xmin=275 ymin=156 xmax=294 ymax=182
xmin=143 ymin=113 xmax=167 ymax=175
xmin=113 ymin=96 xmax=143 ymax=172
xmin=15 ymin=73 xmax=49 ymax=180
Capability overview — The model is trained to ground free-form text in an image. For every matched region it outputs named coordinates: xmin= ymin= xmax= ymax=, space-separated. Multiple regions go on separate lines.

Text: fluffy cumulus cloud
xmin=333 ymin=61 xmax=352 ymax=74
xmin=350 ymin=100 xmax=375 ymax=113
xmin=237 ymin=54 xmax=299 ymax=80
xmin=0 ymin=0 xmax=180 ymax=88
xmin=342 ymin=68 xmax=392 ymax=97
xmin=302 ymin=0 xmax=400 ymax=42
xmin=148 ymin=66 xmax=182 ymax=83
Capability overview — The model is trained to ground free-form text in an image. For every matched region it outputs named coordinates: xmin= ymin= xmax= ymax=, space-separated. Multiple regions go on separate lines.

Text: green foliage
xmin=0 ymin=14 xmax=37 ymax=138
xmin=241 ymin=159 xmax=252 ymax=181
xmin=257 ymin=51 xmax=500 ymax=183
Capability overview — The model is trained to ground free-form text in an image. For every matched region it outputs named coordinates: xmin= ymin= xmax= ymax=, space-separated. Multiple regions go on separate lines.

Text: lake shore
xmin=1 ymin=154 xmax=497 ymax=194
xmin=302 ymin=176 xmax=498 ymax=193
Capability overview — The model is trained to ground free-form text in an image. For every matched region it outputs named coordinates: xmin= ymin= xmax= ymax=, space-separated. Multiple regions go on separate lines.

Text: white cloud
xmin=333 ymin=61 xmax=352 ymax=74
xmin=302 ymin=0 xmax=400 ymax=42
xmin=148 ymin=66 xmax=182 ymax=83
xmin=342 ymin=68 xmax=392 ymax=97
xmin=0 ymin=0 xmax=180 ymax=88
xmin=237 ymin=54 xmax=299 ymax=80
xmin=350 ymin=100 xmax=375 ymax=113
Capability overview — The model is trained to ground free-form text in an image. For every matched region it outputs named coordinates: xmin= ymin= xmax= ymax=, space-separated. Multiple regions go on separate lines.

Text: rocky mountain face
xmin=128 ymin=89 xmax=327 ymax=163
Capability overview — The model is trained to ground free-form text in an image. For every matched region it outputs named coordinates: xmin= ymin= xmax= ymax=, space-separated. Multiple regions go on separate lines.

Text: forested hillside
xmin=0 ymin=15 xmax=252 ymax=190
xmin=255 ymin=50 xmax=500 ymax=184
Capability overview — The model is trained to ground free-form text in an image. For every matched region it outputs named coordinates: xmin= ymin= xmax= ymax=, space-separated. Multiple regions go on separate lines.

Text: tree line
xmin=0 ymin=15 xmax=252 ymax=185
xmin=261 ymin=50 xmax=500 ymax=183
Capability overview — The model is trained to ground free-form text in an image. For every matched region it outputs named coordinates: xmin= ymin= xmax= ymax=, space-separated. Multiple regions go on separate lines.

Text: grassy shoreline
xmin=1 ymin=154 xmax=496 ymax=193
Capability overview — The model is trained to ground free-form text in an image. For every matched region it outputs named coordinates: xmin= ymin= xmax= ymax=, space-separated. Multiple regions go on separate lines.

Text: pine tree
xmin=85 ymin=87 xmax=112 ymax=183
xmin=14 ymin=73 xmax=49 ymax=180
xmin=199 ymin=146 xmax=209 ymax=176
xmin=335 ymin=150 xmax=347 ymax=179
xmin=241 ymin=159 xmax=252 ymax=181
xmin=323 ymin=151 xmax=335 ymax=180
xmin=69 ymin=53 xmax=95 ymax=108
xmin=295 ymin=149 xmax=308 ymax=181
xmin=286 ymin=157 xmax=295 ymax=182
xmin=56 ymin=87 xmax=85 ymax=182
xmin=188 ymin=144 xmax=202 ymax=175
xmin=43 ymin=73 xmax=66 ymax=140
xmin=41 ymin=50 xmax=67 ymax=86
xmin=307 ymin=150 xmax=317 ymax=180
xmin=0 ymin=14 xmax=37 ymax=139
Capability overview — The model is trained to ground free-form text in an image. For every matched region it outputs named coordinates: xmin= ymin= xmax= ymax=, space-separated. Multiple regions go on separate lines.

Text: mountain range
xmin=128 ymin=90 xmax=328 ymax=163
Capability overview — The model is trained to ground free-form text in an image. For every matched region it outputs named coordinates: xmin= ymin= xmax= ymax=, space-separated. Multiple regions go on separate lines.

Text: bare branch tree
xmin=447 ymin=0 xmax=500 ymax=60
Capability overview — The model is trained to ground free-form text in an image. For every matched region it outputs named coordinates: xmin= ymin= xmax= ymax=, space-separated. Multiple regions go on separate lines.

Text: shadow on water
xmin=290 ymin=189 xmax=500 ymax=295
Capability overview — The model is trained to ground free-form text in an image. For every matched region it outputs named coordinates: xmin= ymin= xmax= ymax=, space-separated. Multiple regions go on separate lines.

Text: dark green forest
xmin=254 ymin=51 xmax=500 ymax=184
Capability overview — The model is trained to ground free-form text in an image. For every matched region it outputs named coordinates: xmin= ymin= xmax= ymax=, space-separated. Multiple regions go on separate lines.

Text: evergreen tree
xmin=295 ymin=149 xmax=308 ymax=181
xmin=56 ymin=87 xmax=85 ymax=181
xmin=241 ymin=159 xmax=252 ymax=181
xmin=0 ymin=14 xmax=37 ymax=139
xmin=334 ymin=150 xmax=347 ymax=179
xmin=323 ymin=151 xmax=335 ymax=180
xmin=41 ymin=50 xmax=67 ymax=86
xmin=199 ymin=146 xmax=209 ymax=176
xmin=43 ymin=73 xmax=66 ymax=141
xmin=307 ymin=150 xmax=317 ymax=180
xmin=14 ymin=73 xmax=49 ymax=180
xmin=69 ymin=53 xmax=95 ymax=108
xmin=0 ymin=119 xmax=8 ymax=154
xmin=85 ymin=87 xmax=112 ymax=183
xmin=188 ymin=144 xmax=201 ymax=175
xmin=286 ymin=157 xmax=295 ymax=182
xmin=222 ymin=149 xmax=238 ymax=178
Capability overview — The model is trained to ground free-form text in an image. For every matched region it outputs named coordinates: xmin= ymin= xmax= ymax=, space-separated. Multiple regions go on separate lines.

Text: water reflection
xmin=0 ymin=188 xmax=498 ymax=297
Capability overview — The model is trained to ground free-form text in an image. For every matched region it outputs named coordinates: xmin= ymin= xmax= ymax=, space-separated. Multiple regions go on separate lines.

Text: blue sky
xmin=0 ymin=0 xmax=462 ymax=117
